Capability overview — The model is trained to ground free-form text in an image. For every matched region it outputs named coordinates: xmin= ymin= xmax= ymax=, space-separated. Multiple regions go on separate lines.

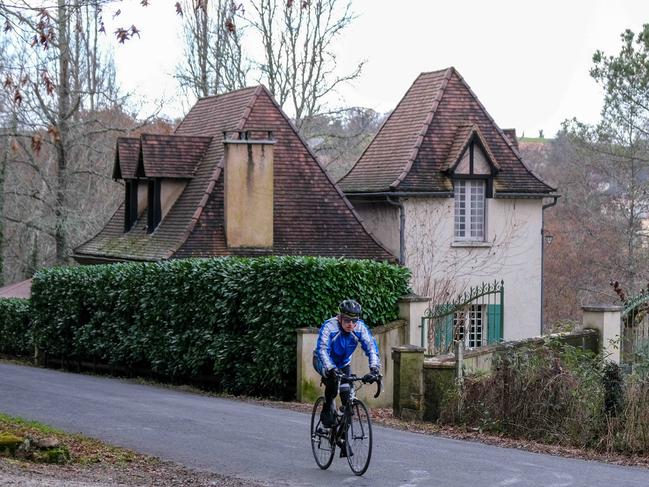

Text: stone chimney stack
xmin=223 ymin=131 xmax=275 ymax=248
xmin=502 ymin=128 xmax=518 ymax=150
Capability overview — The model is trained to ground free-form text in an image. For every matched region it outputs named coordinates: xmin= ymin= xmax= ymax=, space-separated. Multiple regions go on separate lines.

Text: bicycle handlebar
xmin=373 ymin=374 xmax=383 ymax=399
xmin=340 ymin=374 xmax=383 ymax=398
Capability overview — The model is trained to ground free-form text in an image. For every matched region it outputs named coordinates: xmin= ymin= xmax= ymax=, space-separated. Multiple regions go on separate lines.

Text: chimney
xmin=503 ymin=128 xmax=518 ymax=150
xmin=223 ymin=131 xmax=275 ymax=248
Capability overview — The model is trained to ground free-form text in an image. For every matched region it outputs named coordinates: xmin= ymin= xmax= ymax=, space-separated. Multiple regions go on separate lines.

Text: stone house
xmin=339 ymin=67 xmax=557 ymax=343
xmin=73 ymin=86 xmax=393 ymax=263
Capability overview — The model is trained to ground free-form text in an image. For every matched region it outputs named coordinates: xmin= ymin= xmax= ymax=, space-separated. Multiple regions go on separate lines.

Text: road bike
xmin=310 ymin=373 xmax=382 ymax=476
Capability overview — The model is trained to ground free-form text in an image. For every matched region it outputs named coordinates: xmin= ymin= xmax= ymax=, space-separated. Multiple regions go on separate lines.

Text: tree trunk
xmin=55 ymin=0 xmax=71 ymax=264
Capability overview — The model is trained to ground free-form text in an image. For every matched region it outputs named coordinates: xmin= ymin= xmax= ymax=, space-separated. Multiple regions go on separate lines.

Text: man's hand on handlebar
xmin=361 ymin=367 xmax=380 ymax=384
xmin=327 ymin=367 xmax=344 ymax=380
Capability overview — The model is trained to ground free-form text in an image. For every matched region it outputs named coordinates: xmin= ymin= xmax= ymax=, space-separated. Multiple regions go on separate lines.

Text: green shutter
xmin=433 ymin=312 xmax=455 ymax=351
xmin=487 ymin=304 xmax=503 ymax=343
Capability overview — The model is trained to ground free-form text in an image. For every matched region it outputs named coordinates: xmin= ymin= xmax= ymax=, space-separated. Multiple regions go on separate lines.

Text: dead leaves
xmin=13 ymin=88 xmax=22 ymax=106
xmin=29 ymin=127 xmax=60 ymax=155
xmin=114 ymin=25 xmax=141 ymax=43
xmin=40 ymin=70 xmax=55 ymax=96
xmin=31 ymin=134 xmax=42 ymax=154
xmin=31 ymin=8 xmax=56 ymax=50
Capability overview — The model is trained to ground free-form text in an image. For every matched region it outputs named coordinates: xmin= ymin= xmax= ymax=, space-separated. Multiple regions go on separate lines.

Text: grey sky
xmin=109 ymin=0 xmax=649 ymax=137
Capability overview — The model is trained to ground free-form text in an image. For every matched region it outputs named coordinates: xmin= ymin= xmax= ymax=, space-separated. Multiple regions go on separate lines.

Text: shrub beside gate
xmin=27 ymin=256 xmax=410 ymax=398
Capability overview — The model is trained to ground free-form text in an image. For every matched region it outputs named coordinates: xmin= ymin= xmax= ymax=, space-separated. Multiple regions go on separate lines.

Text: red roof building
xmin=74 ymin=86 xmax=393 ymax=263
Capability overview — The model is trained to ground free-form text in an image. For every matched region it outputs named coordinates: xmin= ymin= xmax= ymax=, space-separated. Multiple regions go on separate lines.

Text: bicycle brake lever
xmin=373 ymin=374 xmax=383 ymax=398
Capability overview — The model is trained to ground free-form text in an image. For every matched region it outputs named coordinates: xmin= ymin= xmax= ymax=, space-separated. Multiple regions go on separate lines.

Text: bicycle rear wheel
xmin=310 ymin=396 xmax=335 ymax=469
xmin=345 ymin=399 xmax=373 ymax=475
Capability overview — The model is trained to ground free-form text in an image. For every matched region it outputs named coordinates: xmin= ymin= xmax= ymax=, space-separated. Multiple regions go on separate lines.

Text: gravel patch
xmin=0 ymin=457 xmax=264 ymax=487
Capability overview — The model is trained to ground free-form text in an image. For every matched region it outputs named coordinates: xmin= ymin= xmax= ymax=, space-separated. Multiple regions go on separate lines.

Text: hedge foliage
xmin=31 ymin=256 xmax=410 ymax=398
xmin=0 ymin=298 xmax=32 ymax=357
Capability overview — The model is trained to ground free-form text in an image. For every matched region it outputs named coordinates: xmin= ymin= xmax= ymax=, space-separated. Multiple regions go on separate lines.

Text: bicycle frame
xmin=332 ymin=375 xmax=380 ymax=456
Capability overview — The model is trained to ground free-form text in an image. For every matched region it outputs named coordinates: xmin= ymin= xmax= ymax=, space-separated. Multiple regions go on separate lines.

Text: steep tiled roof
xmin=74 ymin=86 xmax=394 ymax=262
xmin=139 ymin=134 xmax=213 ymax=178
xmin=340 ymin=67 xmax=555 ymax=195
xmin=174 ymin=88 xmax=394 ymax=260
xmin=75 ymin=87 xmax=260 ymax=261
xmin=113 ymin=137 xmax=140 ymax=179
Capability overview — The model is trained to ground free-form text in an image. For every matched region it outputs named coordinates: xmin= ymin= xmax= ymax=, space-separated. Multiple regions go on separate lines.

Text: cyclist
xmin=313 ymin=299 xmax=380 ymax=430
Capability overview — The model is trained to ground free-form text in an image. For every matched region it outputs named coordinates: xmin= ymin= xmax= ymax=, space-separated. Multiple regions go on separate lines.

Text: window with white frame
xmin=454 ymin=179 xmax=485 ymax=241
xmin=454 ymin=305 xmax=485 ymax=348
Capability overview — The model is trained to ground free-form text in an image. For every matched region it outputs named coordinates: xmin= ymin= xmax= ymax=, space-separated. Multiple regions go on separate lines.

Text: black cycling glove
xmin=327 ymin=367 xmax=343 ymax=379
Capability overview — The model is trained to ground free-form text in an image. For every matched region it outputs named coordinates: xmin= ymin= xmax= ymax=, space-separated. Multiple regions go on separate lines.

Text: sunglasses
xmin=340 ymin=316 xmax=359 ymax=324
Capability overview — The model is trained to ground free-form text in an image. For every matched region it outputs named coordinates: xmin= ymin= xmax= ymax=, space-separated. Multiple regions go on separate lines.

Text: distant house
xmin=73 ymin=86 xmax=393 ymax=263
xmin=339 ymin=67 xmax=557 ymax=343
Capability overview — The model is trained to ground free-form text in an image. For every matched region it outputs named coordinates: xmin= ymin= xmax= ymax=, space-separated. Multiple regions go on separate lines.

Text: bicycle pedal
xmin=316 ymin=426 xmax=331 ymax=435
xmin=339 ymin=447 xmax=353 ymax=458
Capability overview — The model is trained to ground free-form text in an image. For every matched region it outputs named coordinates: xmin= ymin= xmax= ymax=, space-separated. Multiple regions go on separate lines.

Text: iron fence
xmin=421 ymin=280 xmax=504 ymax=355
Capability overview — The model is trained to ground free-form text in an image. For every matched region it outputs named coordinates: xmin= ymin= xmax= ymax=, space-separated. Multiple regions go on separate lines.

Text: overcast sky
xmin=107 ymin=0 xmax=649 ymax=138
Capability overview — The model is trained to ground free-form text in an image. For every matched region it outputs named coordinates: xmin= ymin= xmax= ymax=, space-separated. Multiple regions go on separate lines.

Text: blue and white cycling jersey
xmin=313 ymin=317 xmax=380 ymax=374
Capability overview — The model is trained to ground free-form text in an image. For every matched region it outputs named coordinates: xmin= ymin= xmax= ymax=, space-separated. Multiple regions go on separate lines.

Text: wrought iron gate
xmin=421 ymin=280 xmax=504 ymax=355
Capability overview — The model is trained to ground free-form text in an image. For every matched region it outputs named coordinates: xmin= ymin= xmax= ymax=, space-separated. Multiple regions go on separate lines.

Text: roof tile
xmin=340 ymin=67 xmax=555 ymax=195
xmin=139 ymin=134 xmax=213 ymax=178
xmin=113 ymin=137 xmax=140 ymax=179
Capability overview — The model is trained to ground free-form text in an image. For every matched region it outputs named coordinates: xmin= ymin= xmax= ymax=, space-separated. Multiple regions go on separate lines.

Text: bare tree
xmin=301 ymin=107 xmax=385 ymax=181
xmin=176 ymin=0 xmax=363 ymax=127
xmin=176 ymin=0 xmax=249 ymax=99
xmin=0 ymin=1 xmax=138 ymax=277
xmin=246 ymin=0 xmax=363 ymax=129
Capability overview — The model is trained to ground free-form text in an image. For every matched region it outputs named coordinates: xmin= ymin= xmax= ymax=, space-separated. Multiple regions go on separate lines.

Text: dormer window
xmin=147 ymin=179 xmax=162 ymax=233
xmin=124 ymin=180 xmax=139 ymax=232
xmin=445 ymin=125 xmax=500 ymax=243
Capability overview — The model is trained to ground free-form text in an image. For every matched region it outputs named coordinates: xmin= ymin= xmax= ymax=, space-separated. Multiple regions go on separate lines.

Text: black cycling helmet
xmin=339 ymin=299 xmax=362 ymax=319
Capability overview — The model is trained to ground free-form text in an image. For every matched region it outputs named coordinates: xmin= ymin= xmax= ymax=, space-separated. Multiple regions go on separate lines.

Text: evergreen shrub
xmin=0 ymin=298 xmax=32 ymax=357
xmin=31 ymin=256 xmax=410 ymax=398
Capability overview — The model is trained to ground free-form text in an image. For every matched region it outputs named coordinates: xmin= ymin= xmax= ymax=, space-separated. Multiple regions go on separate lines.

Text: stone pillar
xmin=296 ymin=327 xmax=320 ymax=403
xmin=423 ymin=362 xmax=456 ymax=421
xmin=581 ymin=305 xmax=622 ymax=364
xmin=391 ymin=344 xmax=425 ymax=420
xmin=398 ymin=294 xmax=431 ymax=347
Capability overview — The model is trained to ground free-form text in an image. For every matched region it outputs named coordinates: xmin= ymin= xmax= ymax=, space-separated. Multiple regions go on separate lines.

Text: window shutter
xmin=487 ymin=304 xmax=503 ymax=343
xmin=433 ymin=312 xmax=455 ymax=352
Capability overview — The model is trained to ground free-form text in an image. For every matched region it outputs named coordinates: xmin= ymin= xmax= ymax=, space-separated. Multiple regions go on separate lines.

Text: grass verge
xmin=0 ymin=412 xmax=138 ymax=465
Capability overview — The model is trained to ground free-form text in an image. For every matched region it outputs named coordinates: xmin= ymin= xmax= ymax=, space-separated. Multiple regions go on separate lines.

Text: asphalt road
xmin=1 ymin=362 xmax=648 ymax=487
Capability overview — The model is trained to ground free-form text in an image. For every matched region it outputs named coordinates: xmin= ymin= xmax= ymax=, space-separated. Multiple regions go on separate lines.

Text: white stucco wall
xmin=401 ymin=197 xmax=542 ymax=341
xmin=352 ymin=201 xmax=400 ymax=258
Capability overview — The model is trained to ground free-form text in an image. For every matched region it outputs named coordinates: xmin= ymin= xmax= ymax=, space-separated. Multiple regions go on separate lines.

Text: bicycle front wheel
xmin=310 ymin=396 xmax=335 ymax=469
xmin=345 ymin=399 xmax=373 ymax=475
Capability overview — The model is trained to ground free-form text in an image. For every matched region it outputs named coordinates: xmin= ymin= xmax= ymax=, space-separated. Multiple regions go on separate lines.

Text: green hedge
xmin=0 ymin=298 xmax=32 ymax=357
xmin=31 ymin=256 xmax=410 ymax=398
